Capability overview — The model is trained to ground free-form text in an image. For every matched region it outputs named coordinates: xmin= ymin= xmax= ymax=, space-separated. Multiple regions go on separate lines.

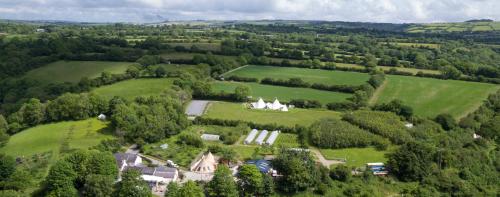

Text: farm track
xmin=368 ymin=79 xmax=388 ymax=105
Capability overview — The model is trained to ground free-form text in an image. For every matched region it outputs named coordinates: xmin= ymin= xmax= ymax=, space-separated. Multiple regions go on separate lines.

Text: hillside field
xmin=223 ymin=65 xmax=370 ymax=85
xmin=204 ymin=101 xmax=341 ymax=126
xmin=0 ymin=119 xmax=114 ymax=160
xmin=24 ymin=60 xmax=137 ymax=83
xmin=373 ymin=75 xmax=499 ymax=118
xmin=92 ymin=78 xmax=174 ymax=100
xmin=212 ymin=81 xmax=352 ymax=104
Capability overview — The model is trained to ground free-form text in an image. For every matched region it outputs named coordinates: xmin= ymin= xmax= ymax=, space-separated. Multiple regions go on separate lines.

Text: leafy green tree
xmin=155 ymin=67 xmax=167 ymax=78
xmin=272 ymin=149 xmax=317 ymax=193
xmin=261 ymin=175 xmax=275 ymax=197
xmin=178 ymin=181 xmax=204 ymax=197
xmin=86 ymin=151 xmax=118 ymax=177
xmin=192 ymin=81 xmax=212 ymax=98
xmin=115 ymin=169 xmax=151 ymax=197
xmin=234 ymin=85 xmax=251 ymax=101
xmin=164 ymin=182 xmax=179 ymax=197
xmin=387 ymin=142 xmax=435 ymax=182
xmin=1 ymin=169 xmax=32 ymax=191
xmin=479 ymin=116 xmax=500 ymax=142
xmin=330 ymin=165 xmax=351 ymax=182
xmin=19 ymin=98 xmax=45 ymax=126
xmin=435 ymin=113 xmax=456 ymax=131
xmin=126 ymin=66 xmax=140 ymax=78
xmin=237 ymin=164 xmax=263 ymax=196
xmin=440 ymin=65 xmax=461 ymax=79
xmin=45 ymin=160 xmax=77 ymax=192
xmin=83 ymin=174 xmax=115 ymax=197
xmin=0 ymin=153 xmax=16 ymax=181
xmin=207 ymin=165 xmax=239 ymax=197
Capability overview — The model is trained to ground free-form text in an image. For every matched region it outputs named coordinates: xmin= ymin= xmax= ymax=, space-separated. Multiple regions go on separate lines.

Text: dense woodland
xmin=0 ymin=20 xmax=499 ymax=196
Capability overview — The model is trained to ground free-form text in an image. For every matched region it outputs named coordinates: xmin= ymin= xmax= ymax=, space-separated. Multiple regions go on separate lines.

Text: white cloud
xmin=0 ymin=0 xmax=498 ymax=23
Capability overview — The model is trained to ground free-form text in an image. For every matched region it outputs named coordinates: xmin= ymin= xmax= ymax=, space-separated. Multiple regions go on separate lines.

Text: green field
xmin=24 ymin=60 xmax=137 ymax=84
xmin=204 ymin=101 xmax=341 ymax=126
xmin=0 ymin=119 xmax=114 ymax=160
xmin=212 ymin=81 xmax=352 ymax=104
xmin=91 ymin=78 xmax=174 ymax=100
xmin=373 ymin=75 xmax=499 ymax=118
xmin=274 ymin=133 xmax=300 ymax=147
xmin=224 ymin=65 xmax=370 ymax=86
xmin=319 ymin=147 xmax=389 ymax=168
xmin=407 ymin=21 xmax=500 ymax=33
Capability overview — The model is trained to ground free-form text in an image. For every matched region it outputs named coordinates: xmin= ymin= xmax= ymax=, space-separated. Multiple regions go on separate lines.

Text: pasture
xmin=223 ymin=65 xmax=370 ymax=86
xmin=204 ymin=101 xmax=342 ymax=127
xmin=373 ymin=75 xmax=499 ymax=118
xmin=319 ymin=147 xmax=390 ymax=168
xmin=24 ymin=61 xmax=136 ymax=84
xmin=91 ymin=78 xmax=174 ymax=100
xmin=212 ymin=81 xmax=352 ymax=104
xmin=0 ymin=119 xmax=114 ymax=160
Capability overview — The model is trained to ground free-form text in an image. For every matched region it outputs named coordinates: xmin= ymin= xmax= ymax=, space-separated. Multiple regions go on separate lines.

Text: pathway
xmin=310 ymin=148 xmax=345 ymax=168
xmin=220 ymin=65 xmax=248 ymax=76
xmin=368 ymin=79 xmax=388 ymax=105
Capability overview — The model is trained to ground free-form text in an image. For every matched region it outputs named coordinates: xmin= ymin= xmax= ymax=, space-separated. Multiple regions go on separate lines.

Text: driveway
xmin=310 ymin=148 xmax=345 ymax=168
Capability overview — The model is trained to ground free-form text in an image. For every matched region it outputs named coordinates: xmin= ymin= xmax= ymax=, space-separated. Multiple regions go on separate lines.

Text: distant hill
xmin=406 ymin=21 xmax=500 ymax=33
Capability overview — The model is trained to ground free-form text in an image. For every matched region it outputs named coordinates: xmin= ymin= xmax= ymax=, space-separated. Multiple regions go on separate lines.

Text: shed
xmin=97 ymin=114 xmax=106 ymax=120
xmin=201 ymin=134 xmax=220 ymax=141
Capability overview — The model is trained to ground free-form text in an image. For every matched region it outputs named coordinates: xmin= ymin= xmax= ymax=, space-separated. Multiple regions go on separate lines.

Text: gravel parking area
xmin=185 ymin=100 xmax=210 ymax=116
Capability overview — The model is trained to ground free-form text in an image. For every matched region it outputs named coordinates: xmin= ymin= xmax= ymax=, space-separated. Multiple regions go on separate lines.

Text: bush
xmin=226 ymin=75 xmax=259 ymax=83
xmin=326 ymin=102 xmax=357 ymax=111
xmin=178 ymin=133 xmax=204 ymax=148
xmin=289 ymin=99 xmax=322 ymax=108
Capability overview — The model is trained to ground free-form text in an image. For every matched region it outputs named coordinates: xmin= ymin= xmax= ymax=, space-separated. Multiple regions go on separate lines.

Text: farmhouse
xmin=114 ymin=153 xmax=179 ymax=184
xmin=251 ymin=98 xmax=288 ymax=112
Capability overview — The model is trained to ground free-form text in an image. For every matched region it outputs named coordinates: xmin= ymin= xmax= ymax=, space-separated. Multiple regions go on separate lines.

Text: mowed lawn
xmin=212 ymin=81 xmax=352 ymax=104
xmin=320 ymin=147 xmax=390 ymax=168
xmin=91 ymin=78 xmax=174 ymax=100
xmin=0 ymin=119 xmax=114 ymax=160
xmin=204 ymin=101 xmax=341 ymax=126
xmin=374 ymin=75 xmax=499 ymax=118
xmin=224 ymin=65 xmax=370 ymax=86
xmin=24 ymin=60 xmax=137 ymax=84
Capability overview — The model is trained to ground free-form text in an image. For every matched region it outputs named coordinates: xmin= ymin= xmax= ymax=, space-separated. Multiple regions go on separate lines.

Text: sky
xmin=0 ymin=0 xmax=499 ymax=23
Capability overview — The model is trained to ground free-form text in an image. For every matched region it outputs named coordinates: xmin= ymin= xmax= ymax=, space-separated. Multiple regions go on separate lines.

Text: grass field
xmin=0 ymin=119 xmax=114 ymax=160
xmin=24 ymin=61 xmax=137 ymax=84
xmin=335 ymin=62 xmax=440 ymax=75
xmin=223 ymin=65 xmax=370 ymax=86
xmin=373 ymin=75 xmax=499 ymax=118
xmin=319 ymin=147 xmax=390 ymax=168
xmin=91 ymin=78 xmax=174 ymax=100
xmin=212 ymin=81 xmax=352 ymax=104
xmin=204 ymin=101 xmax=341 ymax=126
